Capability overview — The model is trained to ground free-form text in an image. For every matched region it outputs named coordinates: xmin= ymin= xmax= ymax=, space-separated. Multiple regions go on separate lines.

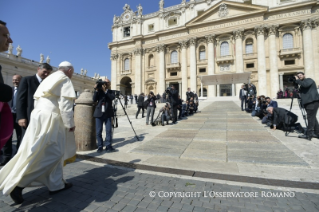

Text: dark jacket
xmin=0 ymin=65 xmax=12 ymax=102
xmin=169 ymin=89 xmax=179 ymax=106
xmin=147 ymin=95 xmax=157 ymax=108
xmin=239 ymin=89 xmax=246 ymax=99
xmin=268 ymin=100 xmax=278 ymax=108
xmin=186 ymin=91 xmax=194 ymax=100
xmin=296 ymin=78 xmax=319 ymax=105
xmin=272 ymin=107 xmax=298 ymax=127
xmin=16 ymin=75 xmax=40 ymax=122
xmin=137 ymin=95 xmax=144 ymax=107
xmin=93 ymin=89 xmax=115 ymax=118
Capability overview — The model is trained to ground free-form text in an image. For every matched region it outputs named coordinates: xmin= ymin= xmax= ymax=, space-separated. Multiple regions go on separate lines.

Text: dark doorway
xmin=120 ymin=77 xmax=132 ymax=95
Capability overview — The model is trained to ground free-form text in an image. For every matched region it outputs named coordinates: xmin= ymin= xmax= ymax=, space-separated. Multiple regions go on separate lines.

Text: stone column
xmin=111 ymin=54 xmax=118 ymax=90
xmin=217 ymin=85 xmax=220 ymax=97
xmin=189 ymin=37 xmax=197 ymax=92
xmin=279 ymin=73 xmax=284 ymax=91
xmin=233 ymin=29 xmax=244 ymax=97
xmin=255 ymin=25 xmax=267 ymax=95
xmin=232 ymin=84 xmax=235 ymax=97
xmin=301 ymin=19 xmax=315 ymax=79
xmin=178 ymin=81 xmax=182 ymax=97
xmin=179 ymin=40 xmax=189 ymax=100
xmin=205 ymin=34 xmax=216 ymax=98
xmin=268 ymin=25 xmax=279 ymax=99
xmin=134 ymin=48 xmax=143 ymax=95
xmin=157 ymin=44 xmax=166 ymax=94
xmin=200 ymin=80 xmax=203 ymax=98
xmin=312 ymin=19 xmax=319 ymax=84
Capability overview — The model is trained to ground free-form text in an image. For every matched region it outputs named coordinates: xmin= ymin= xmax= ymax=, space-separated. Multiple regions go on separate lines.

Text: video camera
xmin=287 ymin=76 xmax=299 ymax=89
xmin=95 ymin=79 xmax=107 ymax=90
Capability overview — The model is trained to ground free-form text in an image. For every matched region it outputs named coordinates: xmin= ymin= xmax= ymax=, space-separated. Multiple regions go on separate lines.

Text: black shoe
xmin=105 ymin=146 xmax=118 ymax=152
xmin=136 ymin=116 xmax=138 ymax=119
xmin=49 ymin=183 xmax=73 ymax=195
xmin=10 ymin=187 xmax=24 ymax=204
xmin=298 ymin=133 xmax=312 ymax=141
xmin=162 ymin=123 xmax=165 ymax=126
xmin=97 ymin=148 xmax=103 ymax=153
xmin=142 ymin=116 xmax=145 ymax=118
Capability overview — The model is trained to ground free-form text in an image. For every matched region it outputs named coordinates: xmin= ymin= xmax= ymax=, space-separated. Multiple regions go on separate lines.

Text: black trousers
xmin=171 ymin=105 xmax=178 ymax=123
xmin=240 ymin=97 xmax=246 ymax=110
xmin=2 ymin=113 xmax=22 ymax=161
xmin=304 ymin=101 xmax=319 ymax=133
xmin=136 ymin=106 xmax=144 ymax=117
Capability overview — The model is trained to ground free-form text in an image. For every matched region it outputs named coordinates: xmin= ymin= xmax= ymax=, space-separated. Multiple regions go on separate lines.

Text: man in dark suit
xmin=168 ymin=85 xmax=179 ymax=124
xmin=186 ymin=88 xmax=194 ymax=101
xmin=267 ymin=107 xmax=298 ymax=131
xmin=93 ymin=79 xmax=117 ymax=153
xmin=0 ymin=75 xmax=22 ymax=166
xmin=16 ymin=63 xmax=52 ymax=146
xmin=262 ymin=97 xmax=278 ymax=124
xmin=136 ymin=93 xmax=145 ymax=119
xmin=294 ymin=72 xmax=319 ymax=140
xmin=177 ymin=95 xmax=183 ymax=119
xmin=239 ymin=85 xmax=247 ymax=111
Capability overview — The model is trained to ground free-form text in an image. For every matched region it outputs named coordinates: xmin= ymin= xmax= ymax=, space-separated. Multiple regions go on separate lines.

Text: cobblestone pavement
xmin=1 ymin=161 xmax=319 ymax=212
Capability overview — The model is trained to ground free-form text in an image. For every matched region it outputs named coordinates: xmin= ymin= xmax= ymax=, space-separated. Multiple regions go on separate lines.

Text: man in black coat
xmin=16 ymin=63 xmax=52 ymax=145
xmin=162 ymin=92 xmax=166 ymax=102
xmin=0 ymin=75 xmax=22 ymax=166
xmin=239 ymin=85 xmax=247 ymax=111
xmin=136 ymin=93 xmax=145 ymax=119
xmin=177 ymin=95 xmax=183 ymax=119
xmin=294 ymin=72 xmax=319 ymax=140
xmin=267 ymin=107 xmax=297 ymax=131
xmin=134 ymin=94 xmax=138 ymax=104
xmin=186 ymin=88 xmax=194 ymax=101
xmin=93 ymin=79 xmax=117 ymax=153
xmin=168 ymin=85 xmax=179 ymax=124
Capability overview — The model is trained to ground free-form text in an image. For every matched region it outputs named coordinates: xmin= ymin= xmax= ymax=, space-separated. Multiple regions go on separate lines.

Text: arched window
xmin=199 ymin=46 xmax=206 ymax=60
xmin=199 ymin=88 xmax=207 ymax=97
xmin=245 ymin=39 xmax=253 ymax=54
xmin=283 ymin=33 xmax=293 ymax=49
xmin=171 ymin=51 xmax=178 ymax=64
xmin=124 ymin=58 xmax=130 ymax=71
xmin=149 ymin=55 xmax=154 ymax=67
xmin=220 ymin=42 xmax=229 ymax=56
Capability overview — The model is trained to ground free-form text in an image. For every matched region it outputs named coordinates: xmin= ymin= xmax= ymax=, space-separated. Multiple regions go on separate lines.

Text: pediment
xmin=187 ymin=0 xmax=267 ymax=27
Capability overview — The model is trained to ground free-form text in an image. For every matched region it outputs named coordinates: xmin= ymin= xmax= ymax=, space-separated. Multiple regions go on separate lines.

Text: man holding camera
xmin=93 ymin=79 xmax=117 ymax=153
xmin=239 ymin=85 xmax=247 ymax=111
xmin=159 ymin=102 xmax=171 ymax=126
xmin=167 ymin=85 xmax=179 ymax=124
xmin=295 ymin=72 xmax=319 ymax=140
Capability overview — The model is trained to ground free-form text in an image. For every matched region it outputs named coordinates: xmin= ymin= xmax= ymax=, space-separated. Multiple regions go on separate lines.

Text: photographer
xmin=186 ymin=88 xmax=194 ymax=101
xmin=159 ymin=102 xmax=171 ymax=126
xmin=167 ymin=85 xmax=179 ymax=124
xmin=146 ymin=92 xmax=157 ymax=125
xmin=93 ymin=79 xmax=117 ymax=153
xmin=239 ymin=85 xmax=247 ymax=111
xmin=136 ymin=93 xmax=145 ymax=119
xmin=266 ymin=107 xmax=298 ymax=131
xmin=294 ymin=72 xmax=319 ymax=140
xmin=177 ymin=95 xmax=183 ymax=119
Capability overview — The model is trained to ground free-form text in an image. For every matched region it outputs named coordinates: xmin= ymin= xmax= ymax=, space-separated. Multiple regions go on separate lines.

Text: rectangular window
xmin=246 ymin=63 xmax=254 ymax=68
xmin=199 ymin=51 xmax=206 ymax=60
xmin=199 ymin=68 xmax=206 ymax=73
xmin=284 ymin=60 xmax=295 ymax=65
xmin=123 ymin=27 xmax=130 ymax=37
xmin=170 ymin=72 xmax=177 ymax=76
xmin=148 ymin=24 xmax=154 ymax=32
xmin=245 ymin=44 xmax=253 ymax=54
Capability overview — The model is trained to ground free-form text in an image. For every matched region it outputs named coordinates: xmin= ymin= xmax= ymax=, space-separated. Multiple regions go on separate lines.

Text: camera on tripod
xmin=288 ymin=76 xmax=296 ymax=84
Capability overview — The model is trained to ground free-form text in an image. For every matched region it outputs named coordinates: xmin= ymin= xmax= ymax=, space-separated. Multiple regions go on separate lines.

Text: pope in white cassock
xmin=0 ymin=61 xmax=77 ymax=204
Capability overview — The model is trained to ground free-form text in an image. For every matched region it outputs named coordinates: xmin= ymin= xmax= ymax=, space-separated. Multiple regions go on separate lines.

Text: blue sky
xmin=0 ymin=0 xmax=182 ymax=78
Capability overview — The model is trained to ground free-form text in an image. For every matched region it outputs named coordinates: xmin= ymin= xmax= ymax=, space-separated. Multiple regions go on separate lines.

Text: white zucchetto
xmin=59 ymin=61 xmax=73 ymax=67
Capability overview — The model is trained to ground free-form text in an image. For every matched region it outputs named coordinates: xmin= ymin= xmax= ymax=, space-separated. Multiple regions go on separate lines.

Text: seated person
xmin=189 ymin=101 xmax=195 ymax=115
xmin=160 ymin=102 xmax=171 ymax=126
xmin=266 ymin=107 xmax=298 ymax=131
xmin=246 ymin=95 xmax=256 ymax=113
xmin=184 ymin=100 xmax=190 ymax=116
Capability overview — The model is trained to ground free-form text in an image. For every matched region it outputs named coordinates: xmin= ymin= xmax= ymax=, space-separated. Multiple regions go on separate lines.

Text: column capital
xmin=133 ymin=48 xmax=144 ymax=55
xmin=205 ymin=34 xmax=216 ymax=43
xmin=233 ymin=29 xmax=244 ymax=39
xmin=189 ymin=37 xmax=197 ymax=46
xmin=312 ymin=18 xmax=319 ymax=29
xmin=279 ymin=72 xmax=284 ymax=76
xmin=156 ymin=44 xmax=166 ymax=52
xmin=179 ymin=40 xmax=189 ymax=49
xmin=301 ymin=19 xmax=312 ymax=31
xmin=268 ymin=24 xmax=279 ymax=36
xmin=254 ymin=25 xmax=267 ymax=36
xmin=110 ymin=54 xmax=119 ymax=60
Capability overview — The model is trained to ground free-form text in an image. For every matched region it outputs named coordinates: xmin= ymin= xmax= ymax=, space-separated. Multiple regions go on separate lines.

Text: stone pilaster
xmin=134 ymin=48 xmax=143 ymax=95
xmin=301 ymin=19 xmax=315 ymax=79
xmin=233 ymin=29 xmax=244 ymax=97
xmin=268 ymin=25 xmax=279 ymax=98
xmin=254 ymin=25 xmax=267 ymax=96
xmin=156 ymin=44 xmax=166 ymax=94
xmin=179 ymin=39 xmax=189 ymax=100
xmin=110 ymin=53 xmax=119 ymax=90
xmin=312 ymin=19 xmax=319 ymax=84
xmin=205 ymin=34 xmax=216 ymax=97
xmin=189 ymin=37 xmax=197 ymax=93
xmin=279 ymin=72 xmax=284 ymax=91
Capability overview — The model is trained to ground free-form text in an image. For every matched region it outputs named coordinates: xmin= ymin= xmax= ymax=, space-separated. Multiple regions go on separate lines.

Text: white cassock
xmin=0 ymin=71 xmax=76 ymax=195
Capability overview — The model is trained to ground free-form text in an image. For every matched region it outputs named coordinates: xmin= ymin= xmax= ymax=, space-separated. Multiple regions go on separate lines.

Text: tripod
xmin=113 ymin=97 xmax=139 ymax=141
xmin=286 ymin=95 xmax=308 ymax=136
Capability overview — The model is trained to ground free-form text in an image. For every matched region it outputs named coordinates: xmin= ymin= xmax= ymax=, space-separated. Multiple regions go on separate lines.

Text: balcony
xmin=279 ymin=48 xmax=302 ymax=58
xmin=216 ymin=55 xmax=234 ymax=64
xmin=121 ymin=70 xmax=131 ymax=75
xmin=166 ymin=62 xmax=180 ymax=71
xmin=197 ymin=59 xmax=207 ymax=65
xmin=243 ymin=53 xmax=257 ymax=59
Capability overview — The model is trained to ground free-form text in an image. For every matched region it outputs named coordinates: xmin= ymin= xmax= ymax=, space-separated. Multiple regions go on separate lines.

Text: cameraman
xmin=186 ymin=88 xmax=194 ymax=101
xmin=146 ymin=91 xmax=157 ymax=125
xmin=159 ymin=102 xmax=171 ymax=126
xmin=295 ymin=72 xmax=319 ymax=140
xmin=93 ymin=79 xmax=117 ymax=153
xmin=167 ymin=85 xmax=179 ymax=124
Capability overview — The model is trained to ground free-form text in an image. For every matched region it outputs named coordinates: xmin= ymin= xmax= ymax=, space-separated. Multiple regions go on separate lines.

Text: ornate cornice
xmin=133 ymin=48 xmax=144 ymax=55
xmin=156 ymin=44 xmax=166 ymax=52
xmin=300 ymin=19 xmax=312 ymax=31
xmin=189 ymin=37 xmax=197 ymax=46
xmin=110 ymin=54 xmax=119 ymax=60
xmin=179 ymin=40 xmax=189 ymax=49
xmin=312 ymin=19 xmax=319 ymax=29
xmin=233 ymin=29 xmax=244 ymax=40
xmin=268 ymin=25 xmax=279 ymax=36
xmin=205 ymin=34 xmax=215 ymax=43
xmin=254 ymin=25 xmax=267 ymax=37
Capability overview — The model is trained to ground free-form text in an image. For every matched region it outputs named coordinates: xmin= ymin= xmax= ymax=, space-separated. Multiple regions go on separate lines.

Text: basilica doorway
xmin=220 ymin=84 xmax=232 ymax=96
xmin=120 ymin=77 xmax=132 ymax=95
